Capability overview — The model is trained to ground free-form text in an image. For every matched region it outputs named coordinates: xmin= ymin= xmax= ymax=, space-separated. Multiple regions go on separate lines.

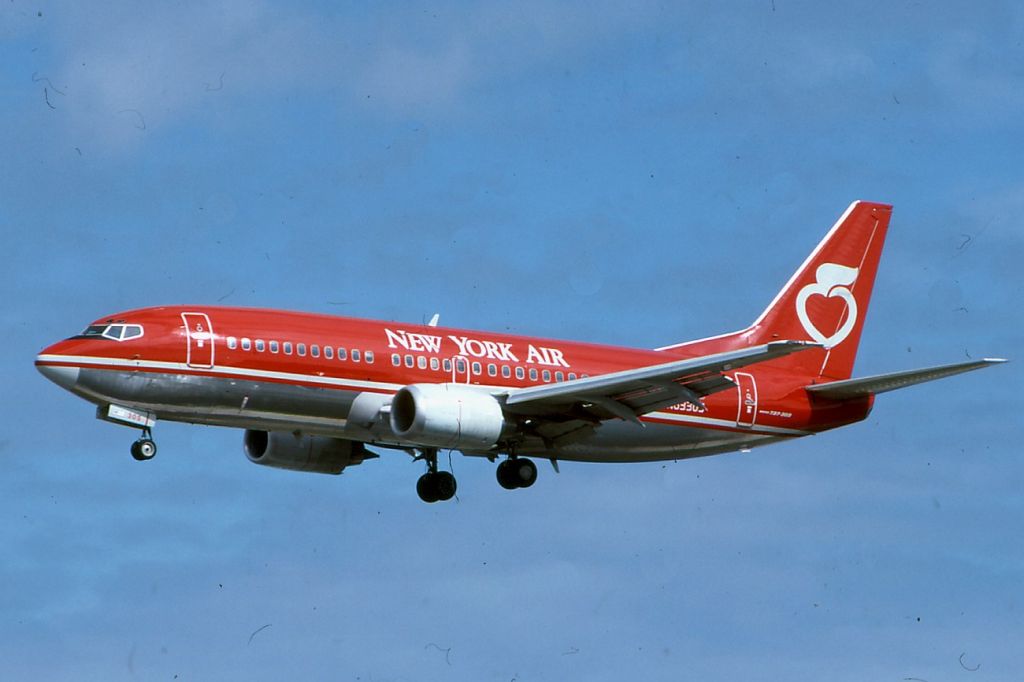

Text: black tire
xmin=131 ymin=439 xmax=156 ymax=461
xmin=434 ymin=471 xmax=457 ymax=501
xmin=514 ymin=458 xmax=538 ymax=488
xmin=496 ymin=459 xmax=519 ymax=489
xmin=416 ymin=473 xmax=440 ymax=503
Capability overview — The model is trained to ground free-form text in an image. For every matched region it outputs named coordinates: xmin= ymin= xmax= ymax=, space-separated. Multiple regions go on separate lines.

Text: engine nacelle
xmin=243 ymin=430 xmax=369 ymax=475
xmin=389 ymin=384 xmax=508 ymax=450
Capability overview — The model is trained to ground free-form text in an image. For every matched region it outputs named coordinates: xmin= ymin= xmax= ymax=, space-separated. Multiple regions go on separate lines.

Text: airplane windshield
xmin=76 ymin=323 xmax=144 ymax=341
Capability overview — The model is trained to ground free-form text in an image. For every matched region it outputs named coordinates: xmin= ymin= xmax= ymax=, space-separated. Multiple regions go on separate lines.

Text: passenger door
xmin=734 ymin=372 xmax=757 ymax=428
xmin=181 ymin=312 xmax=215 ymax=369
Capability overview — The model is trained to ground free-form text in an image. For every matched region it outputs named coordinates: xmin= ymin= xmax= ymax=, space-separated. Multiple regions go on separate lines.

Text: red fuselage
xmin=36 ymin=305 xmax=871 ymax=463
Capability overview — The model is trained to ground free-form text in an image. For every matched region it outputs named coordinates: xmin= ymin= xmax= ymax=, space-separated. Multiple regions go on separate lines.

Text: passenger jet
xmin=36 ymin=202 xmax=1004 ymax=501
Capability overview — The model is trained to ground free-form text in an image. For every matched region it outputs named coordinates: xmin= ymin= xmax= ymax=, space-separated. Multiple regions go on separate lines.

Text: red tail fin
xmin=663 ymin=201 xmax=892 ymax=381
xmin=747 ymin=201 xmax=891 ymax=379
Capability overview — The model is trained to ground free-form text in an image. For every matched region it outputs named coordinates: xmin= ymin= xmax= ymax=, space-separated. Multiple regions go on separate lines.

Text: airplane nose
xmin=36 ymin=360 xmax=80 ymax=391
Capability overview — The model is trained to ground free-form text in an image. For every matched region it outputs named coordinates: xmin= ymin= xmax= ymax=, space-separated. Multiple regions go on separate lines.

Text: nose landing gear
xmin=130 ymin=428 xmax=157 ymax=461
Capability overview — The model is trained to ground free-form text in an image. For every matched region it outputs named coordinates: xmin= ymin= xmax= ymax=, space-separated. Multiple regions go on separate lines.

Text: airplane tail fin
xmin=663 ymin=201 xmax=892 ymax=381
xmin=743 ymin=201 xmax=892 ymax=380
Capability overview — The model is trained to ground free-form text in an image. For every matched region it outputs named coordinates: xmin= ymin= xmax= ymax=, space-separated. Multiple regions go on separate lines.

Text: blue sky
xmin=2 ymin=1 xmax=1022 ymax=679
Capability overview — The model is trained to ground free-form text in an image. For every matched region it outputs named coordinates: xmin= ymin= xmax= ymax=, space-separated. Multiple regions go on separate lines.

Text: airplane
xmin=35 ymin=201 xmax=1005 ymax=502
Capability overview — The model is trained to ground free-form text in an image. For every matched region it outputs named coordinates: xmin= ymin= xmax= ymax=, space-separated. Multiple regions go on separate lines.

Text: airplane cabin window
xmin=297 ymin=343 xmax=306 ymax=356
xmin=338 ymin=347 xmax=347 ymax=360
xmin=529 ymin=368 xmax=538 ymax=381
xmin=430 ymin=357 xmax=439 ymax=370
xmin=418 ymin=356 xmax=427 ymax=369
xmin=352 ymin=349 xmax=360 ymax=362
xmin=311 ymin=344 xmax=320 ymax=358
xmin=269 ymin=340 xmax=279 ymax=353
xmin=456 ymin=358 xmax=467 ymax=373
xmin=502 ymin=365 xmax=511 ymax=378
xmin=227 ymin=337 xmax=238 ymax=350
xmin=324 ymin=346 xmax=333 ymax=359
xmin=555 ymin=371 xmax=564 ymax=382
xmin=568 ymin=372 xmax=577 ymax=380
xmin=392 ymin=353 xmax=401 ymax=366
xmin=241 ymin=338 xmax=252 ymax=351
xmin=487 ymin=363 xmax=497 ymax=377
xmin=365 ymin=351 xmax=374 ymax=364
xmin=542 ymin=369 xmax=551 ymax=382
xmin=283 ymin=342 xmax=293 ymax=355
xmin=405 ymin=355 xmax=414 ymax=368
xmin=255 ymin=340 xmax=265 ymax=352
xmin=515 ymin=367 xmax=525 ymax=379
xmin=472 ymin=361 xmax=481 ymax=375
xmin=443 ymin=359 xmax=452 ymax=371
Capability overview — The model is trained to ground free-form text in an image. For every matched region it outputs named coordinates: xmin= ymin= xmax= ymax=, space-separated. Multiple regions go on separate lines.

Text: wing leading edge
xmin=805 ymin=358 xmax=1007 ymax=400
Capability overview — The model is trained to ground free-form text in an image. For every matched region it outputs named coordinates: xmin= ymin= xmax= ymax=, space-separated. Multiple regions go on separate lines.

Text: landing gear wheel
xmin=417 ymin=473 xmax=440 ymax=503
xmin=496 ymin=459 xmax=519 ymax=489
xmin=496 ymin=457 xmax=537 ymax=489
xmin=415 ymin=448 xmax=458 ymax=503
xmin=131 ymin=438 xmax=157 ymax=461
xmin=514 ymin=457 xmax=537 ymax=488
xmin=417 ymin=471 xmax=457 ymax=503
xmin=434 ymin=471 xmax=457 ymax=501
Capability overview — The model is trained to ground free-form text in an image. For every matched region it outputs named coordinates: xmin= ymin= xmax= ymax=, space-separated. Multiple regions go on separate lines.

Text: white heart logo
xmin=795 ymin=263 xmax=859 ymax=348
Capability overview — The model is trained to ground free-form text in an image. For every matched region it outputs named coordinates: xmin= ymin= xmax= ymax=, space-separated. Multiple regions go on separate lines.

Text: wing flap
xmin=805 ymin=358 xmax=1007 ymax=400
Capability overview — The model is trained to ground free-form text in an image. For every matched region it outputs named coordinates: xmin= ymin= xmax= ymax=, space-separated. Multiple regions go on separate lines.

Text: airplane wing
xmin=805 ymin=358 xmax=1007 ymax=400
xmin=502 ymin=340 xmax=819 ymax=424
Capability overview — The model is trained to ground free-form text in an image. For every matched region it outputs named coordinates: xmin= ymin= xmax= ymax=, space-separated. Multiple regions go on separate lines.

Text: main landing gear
xmin=130 ymin=428 xmax=157 ymax=461
xmin=415 ymin=448 xmax=457 ymax=503
xmin=496 ymin=457 xmax=537 ymax=490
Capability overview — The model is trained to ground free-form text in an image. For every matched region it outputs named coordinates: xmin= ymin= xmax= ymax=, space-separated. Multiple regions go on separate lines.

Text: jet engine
xmin=243 ymin=430 xmax=370 ymax=474
xmin=389 ymin=384 xmax=509 ymax=450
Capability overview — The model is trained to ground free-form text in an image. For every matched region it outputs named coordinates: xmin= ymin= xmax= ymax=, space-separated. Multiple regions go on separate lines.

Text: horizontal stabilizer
xmin=805 ymin=358 xmax=1007 ymax=400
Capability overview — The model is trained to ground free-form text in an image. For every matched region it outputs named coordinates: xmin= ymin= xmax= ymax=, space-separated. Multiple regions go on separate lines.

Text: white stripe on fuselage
xmin=36 ymin=353 xmax=810 ymax=437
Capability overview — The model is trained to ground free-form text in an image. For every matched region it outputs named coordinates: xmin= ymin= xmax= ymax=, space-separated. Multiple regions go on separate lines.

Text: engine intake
xmin=390 ymin=384 xmax=507 ymax=450
xmin=244 ymin=430 xmax=369 ymax=475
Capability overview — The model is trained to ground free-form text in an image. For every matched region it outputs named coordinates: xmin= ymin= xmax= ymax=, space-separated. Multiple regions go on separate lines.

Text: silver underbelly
xmin=71 ymin=368 xmax=789 ymax=463
xmin=74 ymin=367 xmax=360 ymax=437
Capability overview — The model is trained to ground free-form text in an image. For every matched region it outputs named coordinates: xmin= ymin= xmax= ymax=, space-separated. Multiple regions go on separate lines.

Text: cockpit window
xmin=75 ymin=323 xmax=144 ymax=342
